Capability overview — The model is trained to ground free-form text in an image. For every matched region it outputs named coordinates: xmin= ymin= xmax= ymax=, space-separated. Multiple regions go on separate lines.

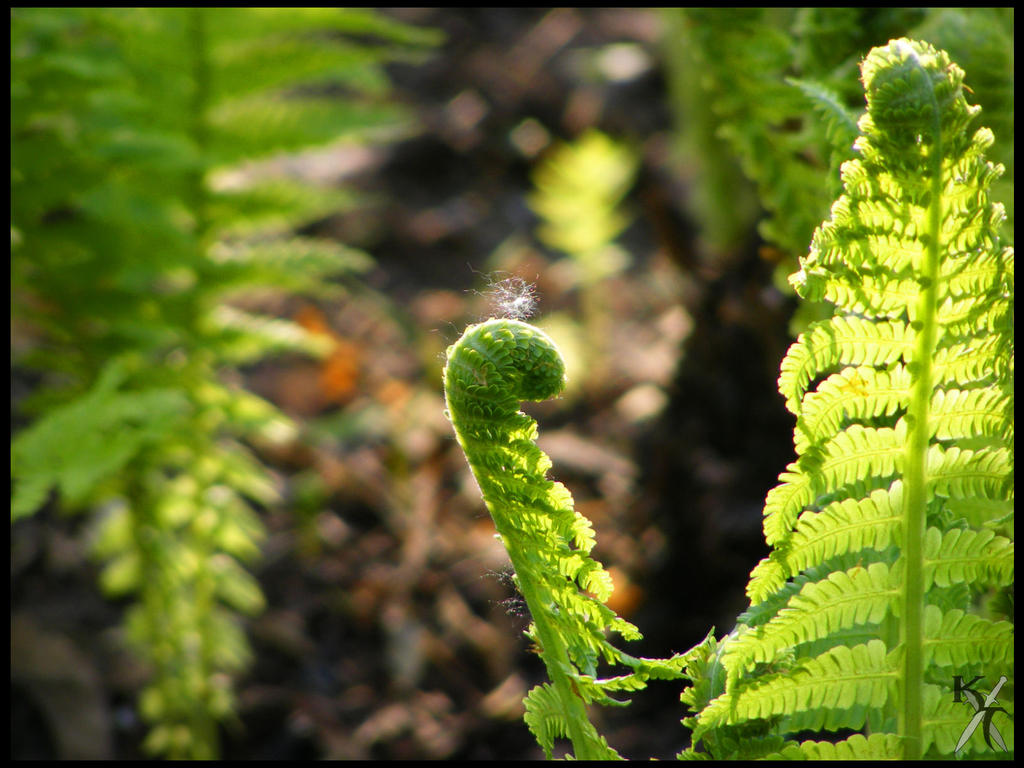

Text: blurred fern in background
xmin=530 ymin=129 xmax=638 ymax=282
xmin=11 ymin=8 xmax=437 ymax=758
xmin=665 ymin=8 xmax=1014 ymax=275
xmin=528 ymin=129 xmax=639 ymax=382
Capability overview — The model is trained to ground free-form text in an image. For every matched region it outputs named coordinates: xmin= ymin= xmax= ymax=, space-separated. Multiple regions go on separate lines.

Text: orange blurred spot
xmin=321 ymin=338 xmax=361 ymax=402
xmin=605 ymin=565 xmax=644 ymax=617
xmin=294 ymin=303 xmax=333 ymax=336
xmin=293 ymin=303 xmax=363 ymax=405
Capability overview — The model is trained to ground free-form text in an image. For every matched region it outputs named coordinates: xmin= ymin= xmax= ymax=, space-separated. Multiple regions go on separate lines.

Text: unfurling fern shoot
xmin=679 ymin=39 xmax=1013 ymax=761
xmin=444 ymin=318 xmax=686 ymax=760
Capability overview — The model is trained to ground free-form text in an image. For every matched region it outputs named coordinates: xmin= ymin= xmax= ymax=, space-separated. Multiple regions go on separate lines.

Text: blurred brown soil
xmin=11 ymin=8 xmax=797 ymax=760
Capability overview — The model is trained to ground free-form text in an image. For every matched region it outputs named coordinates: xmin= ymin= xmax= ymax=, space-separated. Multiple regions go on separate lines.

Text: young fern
xmin=680 ymin=39 xmax=1013 ymax=760
xmin=443 ymin=318 xmax=687 ymax=759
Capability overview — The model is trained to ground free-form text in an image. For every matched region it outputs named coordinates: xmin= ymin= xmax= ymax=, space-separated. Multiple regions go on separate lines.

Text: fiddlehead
xmin=444 ymin=318 xmax=686 ymax=759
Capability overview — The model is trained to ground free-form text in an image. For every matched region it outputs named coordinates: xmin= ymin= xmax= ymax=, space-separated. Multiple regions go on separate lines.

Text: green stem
xmin=499 ymin=524 xmax=605 ymax=760
xmin=188 ymin=7 xmax=211 ymax=242
xmin=899 ymin=77 xmax=944 ymax=761
xmin=185 ymin=9 xmax=218 ymax=759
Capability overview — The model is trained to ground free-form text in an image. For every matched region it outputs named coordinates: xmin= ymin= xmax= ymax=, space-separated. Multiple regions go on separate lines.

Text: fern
xmin=11 ymin=8 xmax=437 ymax=758
xmin=443 ymin=318 xmax=688 ymax=759
xmin=529 ymin=129 xmax=638 ymax=283
xmin=671 ymin=8 xmax=1014 ymax=277
xmin=679 ymin=39 xmax=1013 ymax=760
xmin=674 ymin=7 xmax=855 ymax=261
xmin=908 ymin=8 xmax=1015 ymax=237
xmin=661 ymin=8 xmax=760 ymax=258
xmin=527 ymin=130 xmax=639 ymax=381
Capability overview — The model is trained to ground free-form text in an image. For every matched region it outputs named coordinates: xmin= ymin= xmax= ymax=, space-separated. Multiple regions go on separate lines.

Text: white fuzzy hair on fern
xmin=483 ymin=274 xmax=539 ymax=321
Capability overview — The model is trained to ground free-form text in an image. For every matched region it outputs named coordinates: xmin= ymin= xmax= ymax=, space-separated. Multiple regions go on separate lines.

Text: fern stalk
xmin=188 ymin=8 xmax=212 ymax=240
xmin=443 ymin=319 xmax=613 ymax=759
xmin=898 ymin=72 xmax=946 ymax=757
xmin=504 ymin=541 xmax=608 ymax=759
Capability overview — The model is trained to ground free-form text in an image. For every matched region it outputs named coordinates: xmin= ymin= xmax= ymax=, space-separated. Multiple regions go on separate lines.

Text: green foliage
xmin=909 ymin=8 xmax=1015 ymax=235
xmin=443 ymin=319 xmax=688 ymax=759
xmin=11 ymin=8 xmax=437 ymax=758
xmin=529 ymin=129 xmax=638 ymax=284
xmin=11 ymin=360 xmax=188 ymax=520
xmin=528 ymin=129 xmax=639 ymax=380
xmin=661 ymin=9 xmax=760 ymax=259
xmin=670 ymin=8 xmax=1014 ymax=273
xmin=678 ymin=39 xmax=1014 ymax=760
xmin=674 ymin=8 xmax=836 ymax=261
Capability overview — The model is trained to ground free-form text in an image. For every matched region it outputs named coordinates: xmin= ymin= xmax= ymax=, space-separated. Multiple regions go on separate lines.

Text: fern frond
xmin=776 ymin=732 xmax=903 ymax=759
xmin=208 ymin=236 xmax=372 ymax=297
xmin=926 ymin=444 xmax=1013 ymax=501
xmin=786 ymin=76 xmax=861 ymax=199
xmin=208 ymin=179 xmax=358 ymax=237
xmin=206 ymin=305 xmax=334 ymax=363
xmin=11 ymin=359 xmax=189 ymax=520
xmin=11 ymin=7 xmax=435 ymax=758
xmin=724 ymin=563 xmax=899 ymax=680
xmin=524 ymin=683 xmax=572 ymax=759
xmin=785 ymin=77 xmax=860 ymax=153
xmin=923 ymin=606 xmax=1014 ymax=667
xmin=696 ymin=640 xmax=896 ymax=738
xmin=924 ymin=526 xmax=1014 ymax=589
xmin=523 ymin=681 xmax=623 ymax=760
xmin=929 ymin=387 xmax=1012 ymax=443
xmin=677 ymin=8 xmax=834 ymax=260
xmin=748 ymin=482 xmax=904 ymax=602
xmin=921 ymin=682 xmax=1016 ymax=756
xmin=796 ymin=364 xmax=910 ymax=452
xmin=764 ymin=421 xmax=906 ymax=547
xmin=681 ymin=38 xmax=1013 ymax=760
xmin=778 ymin=317 xmax=913 ymax=414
